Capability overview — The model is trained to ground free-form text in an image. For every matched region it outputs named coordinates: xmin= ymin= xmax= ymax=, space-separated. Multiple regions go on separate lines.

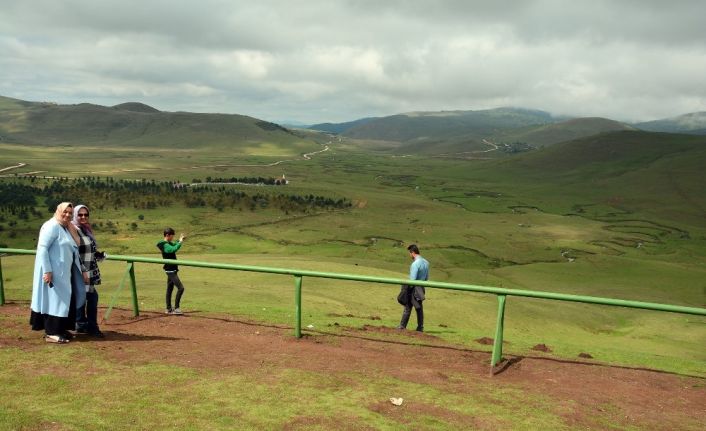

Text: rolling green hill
xmin=486 ymin=130 xmax=706 ymax=226
xmin=492 ymin=117 xmax=636 ymax=147
xmin=0 ymin=95 xmax=321 ymax=154
xmin=341 ymin=107 xmax=555 ymax=142
xmin=331 ymin=109 xmax=645 ymax=157
xmin=391 ymin=118 xmax=637 ymax=156
xmin=499 ymin=130 xmax=705 ymax=173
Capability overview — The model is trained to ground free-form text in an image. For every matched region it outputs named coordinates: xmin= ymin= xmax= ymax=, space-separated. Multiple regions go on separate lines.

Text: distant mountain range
xmin=634 ymin=112 xmax=706 ymax=135
xmin=2 ymin=94 xmax=705 ymax=157
xmin=304 ymin=108 xmax=706 ymax=149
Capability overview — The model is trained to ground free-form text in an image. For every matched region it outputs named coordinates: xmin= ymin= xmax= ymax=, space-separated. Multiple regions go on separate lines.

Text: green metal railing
xmin=2 ymin=247 xmax=705 ymax=374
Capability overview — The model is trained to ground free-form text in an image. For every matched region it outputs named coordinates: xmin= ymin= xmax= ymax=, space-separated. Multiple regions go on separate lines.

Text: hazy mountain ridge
xmin=492 ymin=117 xmax=637 ymax=147
xmin=0 ymin=95 xmax=305 ymax=150
xmin=340 ymin=107 xmax=556 ymax=142
xmin=307 ymin=117 xmax=377 ymax=134
xmin=635 ymin=112 xmax=706 ymax=134
xmin=113 ymin=102 xmax=161 ymax=113
xmin=306 ymin=107 xmax=706 ymax=149
xmin=3 ymin=94 xmax=706 ymax=156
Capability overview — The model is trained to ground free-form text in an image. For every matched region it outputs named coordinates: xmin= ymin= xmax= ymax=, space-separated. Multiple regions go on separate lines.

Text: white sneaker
xmin=165 ymin=308 xmax=173 ymax=314
xmin=172 ymin=308 xmax=184 ymax=315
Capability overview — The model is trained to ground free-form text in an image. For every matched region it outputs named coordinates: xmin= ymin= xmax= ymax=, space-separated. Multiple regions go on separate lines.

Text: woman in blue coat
xmin=30 ymin=202 xmax=87 ymax=343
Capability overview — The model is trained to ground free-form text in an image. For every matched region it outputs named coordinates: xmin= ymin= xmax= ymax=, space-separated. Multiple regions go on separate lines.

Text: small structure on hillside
xmin=274 ymin=174 xmax=288 ymax=185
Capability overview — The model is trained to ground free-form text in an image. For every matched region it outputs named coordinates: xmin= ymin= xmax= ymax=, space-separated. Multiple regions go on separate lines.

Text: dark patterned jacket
xmin=76 ymin=229 xmax=103 ymax=291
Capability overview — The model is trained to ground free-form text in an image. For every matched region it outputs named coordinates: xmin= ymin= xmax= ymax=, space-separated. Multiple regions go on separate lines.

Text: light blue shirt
xmin=409 ymin=255 xmax=429 ymax=281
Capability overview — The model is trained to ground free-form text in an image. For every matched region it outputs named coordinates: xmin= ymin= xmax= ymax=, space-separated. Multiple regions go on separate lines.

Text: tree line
xmin=196 ymin=176 xmax=287 ymax=185
xmin=0 ymin=177 xmax=351 ymax=215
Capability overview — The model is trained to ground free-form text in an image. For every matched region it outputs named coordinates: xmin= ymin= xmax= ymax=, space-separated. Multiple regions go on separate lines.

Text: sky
xmin=1 ymin=0 xmax=705 ymax=124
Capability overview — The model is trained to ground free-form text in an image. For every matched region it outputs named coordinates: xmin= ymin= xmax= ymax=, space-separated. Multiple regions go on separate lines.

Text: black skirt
xmin=29 ymin=277 xmax=78 ymax=335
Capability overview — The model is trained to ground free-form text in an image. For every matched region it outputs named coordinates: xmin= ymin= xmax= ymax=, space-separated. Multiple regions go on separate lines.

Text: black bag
xmin=397 ymin=285 xmax=410 ymax=305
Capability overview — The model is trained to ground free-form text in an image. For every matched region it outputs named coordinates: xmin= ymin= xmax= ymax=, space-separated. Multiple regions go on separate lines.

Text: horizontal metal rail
xmin=2 ymin=247 xmax=704 ymax=374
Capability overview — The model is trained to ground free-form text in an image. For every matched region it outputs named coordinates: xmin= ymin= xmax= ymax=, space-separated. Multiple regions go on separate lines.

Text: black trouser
xmin=76 ymin=290 xmax=100 ymax=333
xmin=165 ymin=272 xmax=185 ymax=310
xmin=399 ymin=302 xmax=424 ymax=331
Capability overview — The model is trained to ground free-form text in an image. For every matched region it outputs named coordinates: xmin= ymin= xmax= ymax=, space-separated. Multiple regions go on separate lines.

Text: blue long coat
xmin=31 ymin=218 xmax=86 ymax=317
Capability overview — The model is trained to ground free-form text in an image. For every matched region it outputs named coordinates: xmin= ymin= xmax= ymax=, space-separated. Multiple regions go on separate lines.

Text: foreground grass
xmin=2 ymin=253 xmax=704 ymax=377
xmin=1 ymin=305 xmax=704 ymax=431
xmin=0 ymin=342 xmax=571 ymax=431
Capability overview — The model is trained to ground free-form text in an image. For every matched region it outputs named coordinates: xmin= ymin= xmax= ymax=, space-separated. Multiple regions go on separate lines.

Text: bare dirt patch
xmin=2 ymin=302 xmax=704 ymax=429
xmin=532 ymin=343 xmax=552 ymax=352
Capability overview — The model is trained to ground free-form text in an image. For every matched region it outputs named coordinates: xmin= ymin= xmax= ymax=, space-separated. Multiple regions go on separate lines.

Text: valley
xmin=1 ymin=96 xmax=705 ymax=379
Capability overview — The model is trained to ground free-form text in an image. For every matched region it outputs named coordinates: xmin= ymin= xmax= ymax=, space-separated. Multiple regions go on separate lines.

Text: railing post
xmin=127 ymin=261 xmax=139 ymax=316
xmin=0 ymin=256 xmax=5 ymax=305
xmin=491 ymin=294 xmax=507 ymax=373
xmin=294 ymin=275 xmax=302 ymax=338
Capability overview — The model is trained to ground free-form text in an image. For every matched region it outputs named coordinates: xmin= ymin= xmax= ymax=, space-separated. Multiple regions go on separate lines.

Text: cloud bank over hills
xmin=1 ymin=0 xmax=705 ymax=124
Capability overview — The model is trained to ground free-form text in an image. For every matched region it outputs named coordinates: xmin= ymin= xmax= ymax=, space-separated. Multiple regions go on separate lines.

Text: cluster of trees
xmin=0 ymin=177 xmax=350 ymax=215
xmin=0 ymin=183 xmax=43 ymax=219
xmin=196 ymin=176 xmax=287 ymax=185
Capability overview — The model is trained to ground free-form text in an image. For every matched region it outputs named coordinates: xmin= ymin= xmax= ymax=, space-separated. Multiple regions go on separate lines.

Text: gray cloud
xmin=1 ymin=0 xmax=704 ymax=123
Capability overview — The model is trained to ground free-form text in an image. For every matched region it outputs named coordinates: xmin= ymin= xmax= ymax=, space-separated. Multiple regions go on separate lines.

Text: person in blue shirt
xmin=397 ymin=244 xmax=429 ymax=332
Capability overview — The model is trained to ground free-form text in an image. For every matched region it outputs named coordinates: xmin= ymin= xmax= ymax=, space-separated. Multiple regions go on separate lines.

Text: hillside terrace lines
xmin=432 ymin=195 xmax=679 ymax=260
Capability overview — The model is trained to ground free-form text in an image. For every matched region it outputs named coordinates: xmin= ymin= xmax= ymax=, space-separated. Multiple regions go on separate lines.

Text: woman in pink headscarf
xmin=30 ymin=202 xmax=87 ymax=343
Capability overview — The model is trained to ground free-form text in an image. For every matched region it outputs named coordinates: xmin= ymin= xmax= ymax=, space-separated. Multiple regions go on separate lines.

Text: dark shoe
xmin=76 ymin=327 xmax=89 ymax=334
xmin=415 ymin=327 xmax=424 ymax=332
xmin=63 ymin=331 xmax=75 ymax=340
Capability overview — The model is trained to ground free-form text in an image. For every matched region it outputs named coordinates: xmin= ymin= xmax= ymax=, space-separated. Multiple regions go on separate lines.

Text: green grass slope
xmin=0 ymin=95 xmax=321 ymax=153
xmin=342 ymin=107 xmax=555 ymax=142
xmin=493 ymin=117 xmax=636 ymax=147
xmin=478 ymin=130 xmax=706 ymax=227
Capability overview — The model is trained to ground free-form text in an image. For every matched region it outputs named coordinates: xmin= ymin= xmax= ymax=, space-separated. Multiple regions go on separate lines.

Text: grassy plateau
xmin=0 ymin=101 xmax=705 ymax=429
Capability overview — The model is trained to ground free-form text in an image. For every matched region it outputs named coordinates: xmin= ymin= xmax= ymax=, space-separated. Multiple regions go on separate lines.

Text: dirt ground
xmin=2 ymin=302 xmax=705 ymax=430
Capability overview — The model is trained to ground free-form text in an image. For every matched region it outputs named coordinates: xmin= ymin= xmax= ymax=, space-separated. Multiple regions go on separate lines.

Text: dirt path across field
xmin=2 ymin=302 xmax=704 ymax=429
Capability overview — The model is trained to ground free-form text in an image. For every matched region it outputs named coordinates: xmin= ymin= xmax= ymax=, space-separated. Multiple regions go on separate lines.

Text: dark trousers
xmin=76 ymin=290 xmax=100 ymax=333
xmin=166 ymin=272 xmax=185 ymax=310
xmin=399 ymin=302 xmax=424 ymax=331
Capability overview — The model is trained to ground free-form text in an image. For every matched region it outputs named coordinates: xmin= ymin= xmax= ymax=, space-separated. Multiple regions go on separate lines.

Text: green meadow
xmin=2 ymin=134 xmax=705 ymax=376
xmin=1 ymin=129 xmax=706 ymax=429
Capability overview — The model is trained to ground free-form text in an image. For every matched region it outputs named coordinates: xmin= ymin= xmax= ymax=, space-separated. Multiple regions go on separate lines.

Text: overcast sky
xmin=1 ymin=0 xmax=705 ymax=124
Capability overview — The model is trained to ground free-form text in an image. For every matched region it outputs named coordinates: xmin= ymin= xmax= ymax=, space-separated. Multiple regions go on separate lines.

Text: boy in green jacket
xmin=156 ymin=227 xmax=186 ymax=314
